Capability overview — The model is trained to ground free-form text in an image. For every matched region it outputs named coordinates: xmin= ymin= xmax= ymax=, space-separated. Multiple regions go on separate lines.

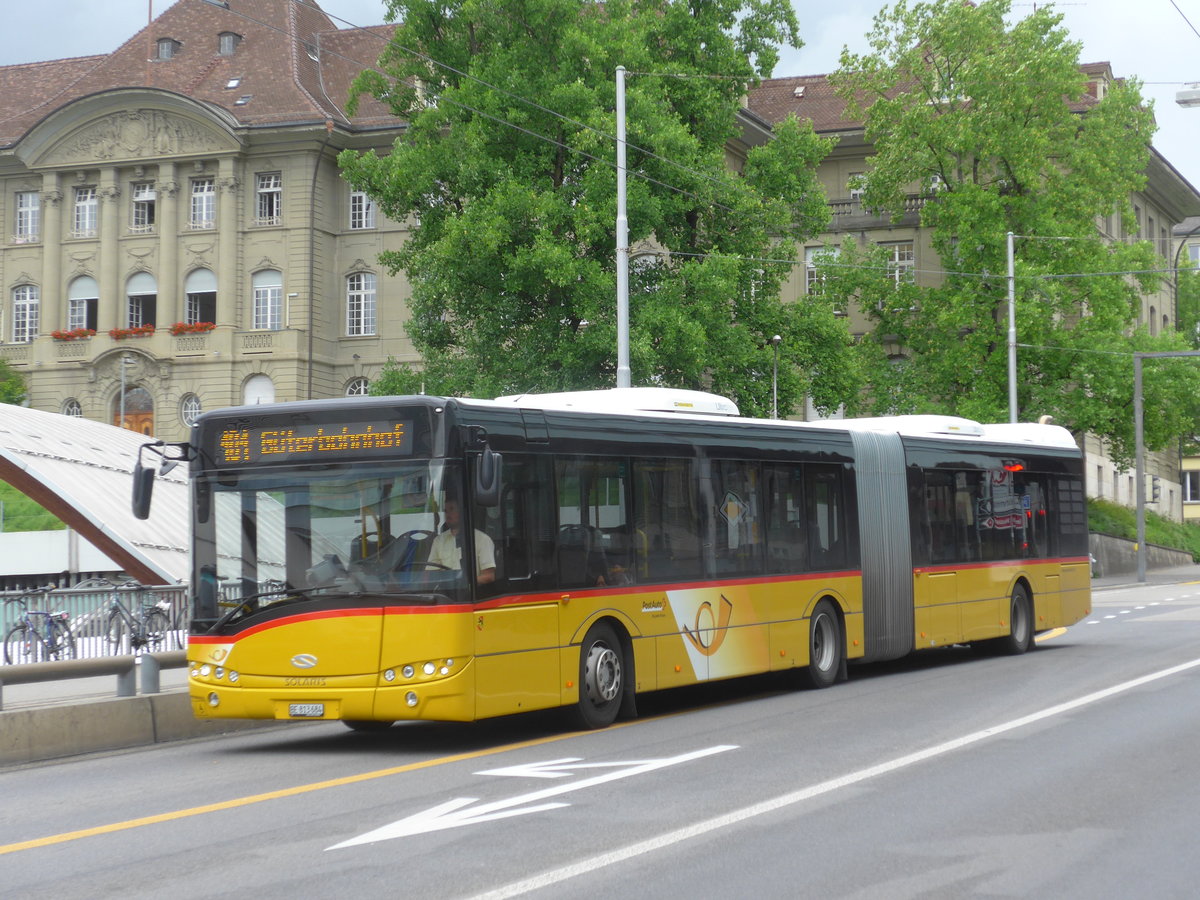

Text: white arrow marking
xmin=326 ymin=744 xmax=737 ymax=850
xmin=477 ymin=757 xmax=697 ymax=779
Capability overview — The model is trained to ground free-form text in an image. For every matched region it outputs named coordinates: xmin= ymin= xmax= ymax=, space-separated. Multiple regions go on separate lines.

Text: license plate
xmin=288 ymin=703 xmax=325 ymax=718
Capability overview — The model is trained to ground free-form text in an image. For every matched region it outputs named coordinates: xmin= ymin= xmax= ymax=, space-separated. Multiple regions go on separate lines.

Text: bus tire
xmin=573 ymin=622 xmax=624 ymax=729
xmin=343 ymin=720 xmax=394 ymax=733
xmin=800 ymin=600 xmax=842 ymax=689
xmin=998 ymin=584 xmax=1034 ymax=655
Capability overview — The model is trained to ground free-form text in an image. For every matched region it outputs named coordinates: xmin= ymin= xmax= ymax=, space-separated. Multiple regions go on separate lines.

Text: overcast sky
xmin=4 ymin=0 xmax=1198 ymax=188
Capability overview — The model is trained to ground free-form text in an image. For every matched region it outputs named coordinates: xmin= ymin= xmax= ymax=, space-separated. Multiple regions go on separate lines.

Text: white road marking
xmin=468 ymin=655 xmax=1200 ymax=899
xmin=326 ymin=745 xmax=738 ymax=849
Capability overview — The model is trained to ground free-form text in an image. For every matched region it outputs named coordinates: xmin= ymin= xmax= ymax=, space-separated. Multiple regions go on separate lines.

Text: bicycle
xmin=101 ymin=580 xmax=173 ymax=654
xmin=3 ymin=590 xmax=77 ymax=664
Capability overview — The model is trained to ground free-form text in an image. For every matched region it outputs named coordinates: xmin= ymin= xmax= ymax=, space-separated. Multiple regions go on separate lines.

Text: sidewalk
xmin=1090 ymin=563 xmax=1200 ymax=591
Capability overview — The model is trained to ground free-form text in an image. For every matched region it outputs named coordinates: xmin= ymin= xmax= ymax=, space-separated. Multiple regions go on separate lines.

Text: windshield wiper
xmin=207 ymin=585 xmax=338 ymax=632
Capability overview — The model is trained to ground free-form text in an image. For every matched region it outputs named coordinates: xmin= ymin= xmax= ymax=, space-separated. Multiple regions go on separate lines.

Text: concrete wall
xmin=1089 ymin=532 xmax=1193 ymax=577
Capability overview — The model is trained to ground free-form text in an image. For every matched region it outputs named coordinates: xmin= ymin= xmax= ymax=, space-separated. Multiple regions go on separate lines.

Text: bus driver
xmin=429 ymin=497 xmax=496 ymax=584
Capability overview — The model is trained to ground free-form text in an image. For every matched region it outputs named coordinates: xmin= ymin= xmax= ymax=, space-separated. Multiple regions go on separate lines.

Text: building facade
xmin=0 ymin=0 xmax=416 ymax=443
xmin=749 ymin=64 xmax=1200 ymax=522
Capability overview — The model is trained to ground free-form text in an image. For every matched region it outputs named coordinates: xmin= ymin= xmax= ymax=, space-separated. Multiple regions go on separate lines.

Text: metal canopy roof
xmin=0 ymin=404 xmax=188 ymax=585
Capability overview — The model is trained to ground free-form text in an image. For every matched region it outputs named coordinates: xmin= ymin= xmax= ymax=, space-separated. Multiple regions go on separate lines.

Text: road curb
xmin=0 ymin=690 xmax=280 ymax=766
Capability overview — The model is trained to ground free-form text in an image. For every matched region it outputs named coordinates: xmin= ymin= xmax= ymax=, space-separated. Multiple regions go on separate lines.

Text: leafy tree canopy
xmin=0 ymin=359 xmax=25 ymax=405
xmin=828 ymin=0 xmax=1199 ymax=465
xmin=343 ymin=0 xmax=859 ymax=417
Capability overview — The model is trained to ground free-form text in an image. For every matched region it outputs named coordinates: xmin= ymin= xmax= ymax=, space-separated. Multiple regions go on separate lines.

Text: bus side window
xmin=764 ymin=463 xmax=806 ymax=574
xmin=555 ymin=457 xmax=630 ymax=588
xmin=633 ymin=458 xmax=701 ymax=582
xmin=712 ymin=459 xmax=763 ymax=576
xmin=805 ymin=465 xmax=846 ymax=570
xmin=489 ymin=454 xmax=555 ymax=591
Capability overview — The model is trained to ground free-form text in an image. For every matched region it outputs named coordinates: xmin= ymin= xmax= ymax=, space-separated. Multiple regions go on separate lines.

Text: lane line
xmin=0 ymin=727 xmax=616 ymax=856
xmin=469 ymin=655 xmax=1200 ymax=900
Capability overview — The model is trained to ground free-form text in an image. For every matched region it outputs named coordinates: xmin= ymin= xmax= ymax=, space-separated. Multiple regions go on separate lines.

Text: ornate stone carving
xmin=42 ymin=190 xmax=63 ymax=207
xmin=46 ymin=110 xmax=230 ymax=166
xmin=217 ymin=175 xmax=241 ymax=194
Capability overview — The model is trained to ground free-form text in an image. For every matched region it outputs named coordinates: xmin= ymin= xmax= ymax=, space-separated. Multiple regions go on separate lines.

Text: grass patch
xmin=1089 ymin=498 xmax=1200 ymax=562
xmin=0 ymin=480 xmax=65 ymax=532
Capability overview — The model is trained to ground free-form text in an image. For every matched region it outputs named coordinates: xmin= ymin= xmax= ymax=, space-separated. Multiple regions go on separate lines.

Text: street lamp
xmin=118 ymin=353 xmax=134 ymax=430
xmin=771 ymin=335 xmax=781 ymax=419
xmin=1177 ymin=84 xmax=1200 ymax=108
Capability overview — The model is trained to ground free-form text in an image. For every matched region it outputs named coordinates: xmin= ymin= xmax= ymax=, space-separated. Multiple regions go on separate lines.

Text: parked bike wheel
xmin=4 ymin=623 xmax=39 ymax=665
xmin=107 ymin=611 xmax=131 ymax=654
xmin=142 ymin=608 xmax=170 ymax=651
xmin=48 ymin=618 xmax=77 ymax=660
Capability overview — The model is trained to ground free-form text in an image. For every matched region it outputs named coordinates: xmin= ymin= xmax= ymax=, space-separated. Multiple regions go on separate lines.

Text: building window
xmin=346 ymin=272 xmax=377 ymax=336
xmin=346 ymin=377 xmax=370 ymax=397
xmin=190 ymin=178 xmax=215 ymax=229
xmin=252 ymin=270 xmax=282 ymax=330
xmin=73 ymin=186 xmax=97 ymax=238
xmin=848 ymin=173 xmax=864 ymax=201
xmin=184 ymin=268 xmax=217 ymax=324
xmin=243 ymin=373 xmax=275 ymax=405
xmin=130 ymin=182 xmax=156 ymax=233
xmin=255 ymin=173 xmax=282 ymax=226
xmin=12 ymin=285 xmax=39 ymax=343
xmin=883 ymin=241 xmax=915 ymax=285
xmin=805 ymin=246 xmax=841 ymax=296
xmin=14 ymin=191 xmax=39 ymax=242
xmin=1185 ymin=471 xmax=1200 ymax=503
xmin=180 ymin=393 xmax=202 ymax=427
xmin=126 ymin=272 xmax=157 ymax=329
xmin=1190 ymin=244 xmax=1200 ymax=265
xmin=67 ymin=276 xmax=99 ymax=332
xmin=350 ymin=191 xmax=376 ymax=230
xmin=157 ymin=38 xmax=180 ymax=60
xmin=218 ymin=32 xmax=242 ymax=56
xmin=62 ymin=399 xmax=83 ymax=417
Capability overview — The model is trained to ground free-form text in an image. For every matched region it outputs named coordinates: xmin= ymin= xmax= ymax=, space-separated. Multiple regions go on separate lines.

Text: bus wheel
xmin=998 ymin=584 xmax=1034 ymax=655
xmin=574 ymin=623 xmax=624 ymax=729
xmin=343 ymin=720 xmax=394 ymax=733
xmin=800 ymin=600 xmax=842 ymax=689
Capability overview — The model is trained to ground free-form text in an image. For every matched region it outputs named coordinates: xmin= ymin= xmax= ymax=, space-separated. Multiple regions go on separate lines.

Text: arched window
xmin=126 ymin=272 xmax=158 ymax=329
xmin=243 ymin=374 xmax=275 ymax=405
xmin=184 ymin=268 xmax=217 ymax=325
xmin=346 ymin=272 xmax=376 ymax=336
xmin=62 ymin=398 xmax=82 ymax=417
xmin=12 ymin=284 xmax=38 ymax=343
xmin=346 ymin=377 xmax=370 ymax=397
xmin=180 ymin=393 xmax=203 ymax=427
xmin=68 ymin=276 xmax=99 ymax=332
xmin=252 ymin=270 xmax=282 ymax=330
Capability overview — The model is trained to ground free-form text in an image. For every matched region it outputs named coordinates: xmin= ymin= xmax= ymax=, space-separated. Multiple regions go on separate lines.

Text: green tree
xmin=0 ymin=358 xmax=25 ymax=405
xmin=828 ymin=0 xmax=1199 ymax=464
xmin=344 ymin=0 xmax=857 ymax=417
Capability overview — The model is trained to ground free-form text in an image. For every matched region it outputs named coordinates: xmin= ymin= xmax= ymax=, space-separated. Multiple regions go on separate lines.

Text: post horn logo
xmin=681 ymin=595 xmax=734 ymax=656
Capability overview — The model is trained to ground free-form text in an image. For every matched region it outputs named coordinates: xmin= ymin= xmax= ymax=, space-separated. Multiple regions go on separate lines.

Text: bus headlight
xmin=383 ymin=669 xmax=395 ymax=682
xmin=405 ymin=691 xmax=418 ymax=708
xmin=228 ymin=671 xmax=239 ymax=684
xmin=402 ymin=665 xmax=415 ymax=679
xmin=423 ymin=662 xmax=437 ymax=675
xmin=207 ymin=692 xmax=220 ymax=708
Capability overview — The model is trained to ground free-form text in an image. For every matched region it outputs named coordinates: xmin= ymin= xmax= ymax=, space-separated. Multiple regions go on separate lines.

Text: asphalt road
xmin=4 ymin=578 xmax=1200 ymax=899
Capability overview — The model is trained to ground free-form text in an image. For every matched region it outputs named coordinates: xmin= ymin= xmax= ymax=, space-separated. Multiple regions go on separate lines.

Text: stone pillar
xmin=40 ymin=174 xmax=63 ymax=333
xmin=99 ymin=168 xmax=122 ymax=331
xmin=217 ymin=158 xmax=240 ymax=329
xmin=157 ymin=164 xmax=179 ymax=323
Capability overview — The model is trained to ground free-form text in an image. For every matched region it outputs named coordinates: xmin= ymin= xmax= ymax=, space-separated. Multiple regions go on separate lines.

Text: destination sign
xmin=216 ymin=420 xmax=413 ymax=465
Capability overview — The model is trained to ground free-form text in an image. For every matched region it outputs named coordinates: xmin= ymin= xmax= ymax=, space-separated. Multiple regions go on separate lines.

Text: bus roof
xmin=494 ymin=387 xmax=741 ymax=417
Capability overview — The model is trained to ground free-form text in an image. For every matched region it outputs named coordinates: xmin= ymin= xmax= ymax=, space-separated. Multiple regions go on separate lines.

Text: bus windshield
xmin=193 ymin=460 xmax=473 ymax=624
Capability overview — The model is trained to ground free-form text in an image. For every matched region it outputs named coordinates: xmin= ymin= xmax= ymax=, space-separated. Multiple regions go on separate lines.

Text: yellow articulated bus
xmin=132 ymin=388 xmax=1090 ymax=732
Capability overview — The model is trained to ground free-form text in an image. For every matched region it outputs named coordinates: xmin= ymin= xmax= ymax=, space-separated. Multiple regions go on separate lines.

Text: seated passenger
xmin=429 ymin=498 xmax=496 ymax=584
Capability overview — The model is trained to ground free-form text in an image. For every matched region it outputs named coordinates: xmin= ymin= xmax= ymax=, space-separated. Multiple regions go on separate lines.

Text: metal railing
xmin=0 ymin=650 xmax=186 ymax=711
xmin=0 ymin=583 xmax=188 ymax=662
